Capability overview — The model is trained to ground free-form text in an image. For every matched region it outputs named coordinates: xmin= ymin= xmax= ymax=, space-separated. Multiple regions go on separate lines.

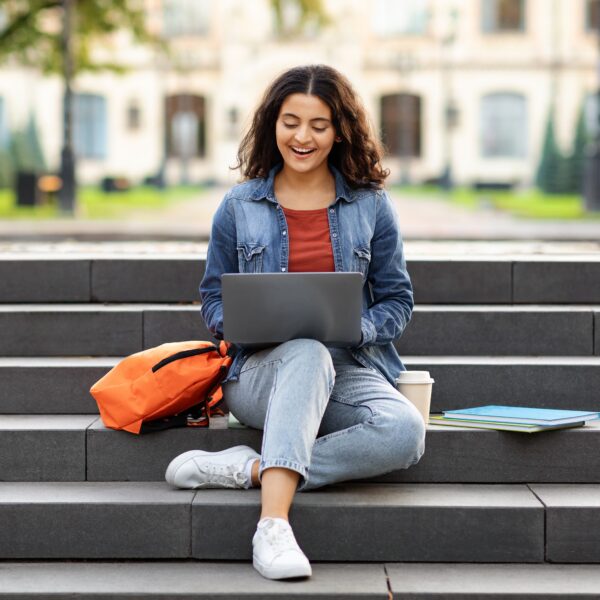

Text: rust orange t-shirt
xmin=282 ymin=206 xmax=335 ymax=272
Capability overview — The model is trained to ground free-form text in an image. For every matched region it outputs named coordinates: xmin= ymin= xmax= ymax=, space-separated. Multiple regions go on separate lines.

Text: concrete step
xmin=387 ymin=563 xmax=600 ymax=598
xmin=408 ymin=356 xmax=600 ymax=411
xmin=2 ymin=356 xmax=599 ymax=414
xmin=0 ymin=562 xmax=390 ymax=599
xmin=1 ymin=562 xmax=599 ymax=599
xmin=530 ymin=484 xmax=600 ymax=563
xmin=2 ymin=415 xmax=599 ymax=484
xmin=0 ymin=482 xmax=544 ymax=561
xmin=0 ymin=304 xmax=597 ymax=356
xmin=400 ymin=306 xmax=598 ymax=356
xmin=3 ymin=255 xmax=600 ymax=304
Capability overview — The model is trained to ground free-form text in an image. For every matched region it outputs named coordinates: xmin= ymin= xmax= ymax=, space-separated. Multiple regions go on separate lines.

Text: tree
xmin=0 ymin=0 xmax=163 ymax=211
xmin=535 ymin=107 xmax=569 ymax=194
xmin=0 ymin=149 xmax=13 ymax=188
xmin=10 ymin=115 xmax=46 ymax=173
xmin=564 ymin=103 xmax=589 ymax=195
xmin=0 ymin=0 xmax=160 ymax=75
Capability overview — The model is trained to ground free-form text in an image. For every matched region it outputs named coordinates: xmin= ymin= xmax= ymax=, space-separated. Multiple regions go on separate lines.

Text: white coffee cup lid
xmin=395 ymin=370 xmax=435 ymax=384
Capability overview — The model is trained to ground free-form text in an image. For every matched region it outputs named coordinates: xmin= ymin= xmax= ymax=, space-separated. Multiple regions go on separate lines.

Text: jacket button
xmin=282 ymin=231 xmax=287 ymax=236
xmin=281 ymin=268 xmax=286 ymax=272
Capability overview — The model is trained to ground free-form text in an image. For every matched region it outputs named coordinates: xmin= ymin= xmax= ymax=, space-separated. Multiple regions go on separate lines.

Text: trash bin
xmin=101 ymin=176 xmax=131 ymax=193
xmin=15 ymin=172 xmax=40 ymax=206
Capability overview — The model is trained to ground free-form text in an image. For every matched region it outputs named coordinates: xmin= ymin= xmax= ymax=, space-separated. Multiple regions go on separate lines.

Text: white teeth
xmin=292 ymin=147 xmax=315 ymax=154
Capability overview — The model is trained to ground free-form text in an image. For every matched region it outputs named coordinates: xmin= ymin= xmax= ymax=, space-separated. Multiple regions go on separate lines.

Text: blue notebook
xmin=443 ymin=405 xmax=600 ymax=425
xmin=429 ymin=414 xmax=585 ymax=433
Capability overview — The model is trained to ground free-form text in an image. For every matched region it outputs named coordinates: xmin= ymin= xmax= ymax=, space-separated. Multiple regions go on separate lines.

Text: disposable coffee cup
xmin=394 ymin=371 xmax=434 ymax=424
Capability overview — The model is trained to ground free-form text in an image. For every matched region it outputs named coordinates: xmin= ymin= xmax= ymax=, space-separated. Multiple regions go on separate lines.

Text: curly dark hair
xmin=232 ymin=64 xmax=390 ymax=189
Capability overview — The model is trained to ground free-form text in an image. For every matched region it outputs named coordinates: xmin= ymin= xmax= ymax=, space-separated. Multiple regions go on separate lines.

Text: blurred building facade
xmin=0 ymin=0 xmax=598 ymax=187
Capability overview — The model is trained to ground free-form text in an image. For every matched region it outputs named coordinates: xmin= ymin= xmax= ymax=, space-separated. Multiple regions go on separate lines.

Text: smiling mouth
xmin=291 ymin=147 xmax=316 ymax=155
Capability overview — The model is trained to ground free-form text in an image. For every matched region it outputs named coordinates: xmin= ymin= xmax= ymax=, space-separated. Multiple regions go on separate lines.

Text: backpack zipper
xmin=151 ymin=345 xmax=219 ymax=373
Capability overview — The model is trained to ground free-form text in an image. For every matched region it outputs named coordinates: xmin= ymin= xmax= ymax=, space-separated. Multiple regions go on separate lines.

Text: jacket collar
xmin=248 ymin=162 xmax=355 ymax=203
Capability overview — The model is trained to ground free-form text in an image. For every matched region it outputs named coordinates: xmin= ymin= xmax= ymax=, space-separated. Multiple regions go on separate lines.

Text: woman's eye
xmin=283 ymin=123 xmax=327 ymax=133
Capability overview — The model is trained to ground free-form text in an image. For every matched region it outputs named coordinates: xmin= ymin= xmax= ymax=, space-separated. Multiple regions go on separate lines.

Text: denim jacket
xmin=200 ymin=162 xmax=413 ymax=386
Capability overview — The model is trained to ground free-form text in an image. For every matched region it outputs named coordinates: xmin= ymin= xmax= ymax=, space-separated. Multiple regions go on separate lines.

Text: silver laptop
xmin=222 ymin=272 xmax=362 ymax=348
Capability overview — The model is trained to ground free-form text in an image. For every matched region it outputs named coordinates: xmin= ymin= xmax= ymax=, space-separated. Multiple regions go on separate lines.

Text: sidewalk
xmin=1 ymin=186 xmax=600 ymax=241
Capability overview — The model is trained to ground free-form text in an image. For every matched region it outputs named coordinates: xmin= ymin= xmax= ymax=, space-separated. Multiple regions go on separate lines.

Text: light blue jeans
xmin=223 ymin=338 xmax=426 ymax=491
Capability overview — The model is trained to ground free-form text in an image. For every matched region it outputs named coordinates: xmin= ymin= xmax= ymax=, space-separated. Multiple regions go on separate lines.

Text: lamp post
xmin=439 ymin=7 xmax=460 ymax=191
xmin=58 ymin=0 xmax=76 ymax=214
xmin=584 ymin=21 xmax=600 ymax=211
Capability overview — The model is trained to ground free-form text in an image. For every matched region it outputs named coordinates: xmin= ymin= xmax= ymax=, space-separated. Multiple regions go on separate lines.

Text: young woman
xmin=165 ymin=64 xmax=426 ymax=580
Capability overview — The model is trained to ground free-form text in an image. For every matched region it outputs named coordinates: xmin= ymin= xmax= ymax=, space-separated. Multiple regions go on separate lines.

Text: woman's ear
xmin=335 ymin=137 xmax=342 ymax=142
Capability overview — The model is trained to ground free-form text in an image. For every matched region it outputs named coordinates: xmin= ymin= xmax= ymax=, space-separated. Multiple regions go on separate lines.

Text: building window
xmin=165 ymin=94 xmax=206 ymax=158
xmin=127 ymin=101 xmax=141 ymax=131
xmin=74 ymin=94 xmax=107 ymax=159
xmin=481 ymin=0 xmax=525 ymax=32
xmin=587 ymin=0 xmax=600 ymax=31
xmin=163 ymin=0 xmax=210 ymax=37
xmin=480 ymin=93 xmax=527 ymax=158
xmin=373 ymin=0 xmax=428 ymax=36
xmin=380 ymin=94 xmax=422 ymax=157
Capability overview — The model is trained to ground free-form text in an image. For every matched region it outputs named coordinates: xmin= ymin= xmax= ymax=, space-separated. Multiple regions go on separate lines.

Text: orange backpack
xmin=90 ymin=340 xmax=233 ymax=434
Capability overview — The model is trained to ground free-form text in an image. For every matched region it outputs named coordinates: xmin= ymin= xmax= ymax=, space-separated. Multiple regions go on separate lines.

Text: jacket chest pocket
xmin=353 ymin=246 xmax=371 ymax=279
xmin=237 ymin=243 xmax=266 ymax=273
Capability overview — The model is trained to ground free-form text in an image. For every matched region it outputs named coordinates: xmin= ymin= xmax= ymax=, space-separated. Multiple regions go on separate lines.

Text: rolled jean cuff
xmin=259 ymin=458 xmax=308 ymax=485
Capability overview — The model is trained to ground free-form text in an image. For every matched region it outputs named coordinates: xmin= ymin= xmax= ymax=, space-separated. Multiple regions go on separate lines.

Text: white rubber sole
xmin=164 ymin=445 xmax=257 ymax=488
xmin=253 ymin=554 xmax=312 ymax=580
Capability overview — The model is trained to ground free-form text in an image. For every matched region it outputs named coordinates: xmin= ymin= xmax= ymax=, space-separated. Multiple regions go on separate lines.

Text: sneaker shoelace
xmin=197 ymin=461 xmax=248 ymax=488
xmin=261 ymin=520 xmax=300 ymax=555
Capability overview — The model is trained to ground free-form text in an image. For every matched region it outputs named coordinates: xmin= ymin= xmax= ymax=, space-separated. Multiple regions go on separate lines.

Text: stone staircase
xmin=1 ymin=248 xmax=600 ymax=598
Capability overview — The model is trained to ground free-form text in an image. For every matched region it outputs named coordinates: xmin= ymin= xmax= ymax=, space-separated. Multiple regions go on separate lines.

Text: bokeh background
xmin=0 ymin=0 xmax=599 ymax=227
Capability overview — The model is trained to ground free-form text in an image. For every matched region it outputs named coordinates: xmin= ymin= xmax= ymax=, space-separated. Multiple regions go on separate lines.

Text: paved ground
xmin=2 ymin=239 xmax=600 ymax=258
xmin=1 ymin=186 xmax=600 ymax=241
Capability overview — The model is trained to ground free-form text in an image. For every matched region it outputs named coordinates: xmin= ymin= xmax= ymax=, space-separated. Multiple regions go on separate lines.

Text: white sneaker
xmin=165 ymin=445 xmax=259 ymax=489
xmin=252 ymin=517 xmax=312 ymax=580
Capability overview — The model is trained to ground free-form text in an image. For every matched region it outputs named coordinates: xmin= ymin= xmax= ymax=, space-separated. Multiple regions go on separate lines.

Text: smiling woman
xmin=166 ymin=64 xmax=424 ymax=583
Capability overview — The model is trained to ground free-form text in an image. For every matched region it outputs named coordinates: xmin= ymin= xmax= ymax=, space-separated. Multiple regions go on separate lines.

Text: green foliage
xmin=535 ymin=107 xmax=570 ymax=195
xmin=563 ymin=103 xmax=589 ymax=195
xmin=486 ymin=189 xmax=588 ymax=219
xmin=0 ymin=149 xmax=14 ymax=188
xmin=391 ymin=185 xmax=594 ymax=220
xmin=11 ymin=115 xmax=46 ymax=173
xmin=0 ymin=114 xmax=46 ymax=189
xmin=0 ymin=184 xmax=202 ymax=218
xmin=271 ymin=0 xmax=331 ymax=37
xmin=0 ymin=0 xmax=163 ymax=75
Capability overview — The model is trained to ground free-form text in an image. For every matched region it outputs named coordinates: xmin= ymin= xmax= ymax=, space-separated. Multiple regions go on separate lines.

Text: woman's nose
xmin=293 ymin=126 xmax=311 ymax=144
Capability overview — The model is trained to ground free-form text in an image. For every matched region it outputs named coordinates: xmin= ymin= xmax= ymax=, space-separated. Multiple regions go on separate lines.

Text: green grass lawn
xmin=0 ymin=185 xmax=203 ymax=219
xmin=394 ymin=186 xmax=600 ymax=220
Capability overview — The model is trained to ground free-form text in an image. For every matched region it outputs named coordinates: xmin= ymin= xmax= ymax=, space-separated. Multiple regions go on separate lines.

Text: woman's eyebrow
xmin=282 ymin=113 xmax=331 ymax=123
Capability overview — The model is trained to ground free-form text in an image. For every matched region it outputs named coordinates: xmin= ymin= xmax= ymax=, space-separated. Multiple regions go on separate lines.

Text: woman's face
xmin=275 ymin=93 xmax=337 ymax=176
